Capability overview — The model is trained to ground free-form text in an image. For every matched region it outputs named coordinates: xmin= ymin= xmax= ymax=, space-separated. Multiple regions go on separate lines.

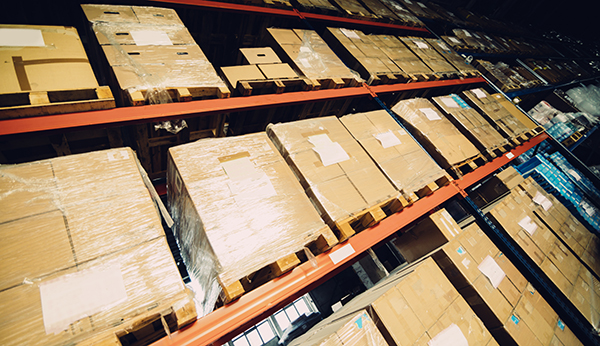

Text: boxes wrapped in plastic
xmin=340 ymin=109 xmax=448 ymax=201
xmin=391 ymin=98 xmax=480 ymax=170
xmin=267 ymin=116 xmax=398 ymax=241
xmin=0 ymin=148 xmax=194 ymax=346
xmin=81 ymin=4 xmax=229 ymax=105
xmin=377 ymin=0 xmax=424 ymax=27
xmin=167 ymin=133 xmax=337 ymax=314
xmin=368 ymin=35 xmax=433 ymax=78
xmin=399 ymin=37 xmax=458 ymax=76
xmin=426 ymin=38 xmax=480 ymax=76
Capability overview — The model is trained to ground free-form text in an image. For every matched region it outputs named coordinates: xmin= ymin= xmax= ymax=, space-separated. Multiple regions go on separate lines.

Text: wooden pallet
xmin=407 ymin=73 xmax=437 ymax=82
xmin=124 ymin=85 xmax=230 ymax=106
xmin=459 ymin=70 xmax=480 ymax=78
xmin=219 ymin=226 xmax=338 ymax=304
xmin=367 ymin=72 xmax=412 ymax=85
xmin=311 ymin=76 xmax=362 ymax=90
xmin=244 ymin=0 xmax=293 ymax=8
xmin=405 ymin=175 xmax=453 ymax=204
xmin=0 ymin=86 xmax=115 ymax=119
xmin=333 ymin=195 xmax=410 ymax=242
xmin=433 ymin=71 xmax=463 ymax=80
xmin=236 ymin=77 xmax=314 ymax=96
xmin=77 ymin=291 xmax=196 ymax=346
xmin=450 ymin=153 xmax=488 ymax=177
xmin=562 ymin=131 xmax=583 ymax=147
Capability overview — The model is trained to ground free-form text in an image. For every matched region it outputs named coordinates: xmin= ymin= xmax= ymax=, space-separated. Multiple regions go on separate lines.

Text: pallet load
xmin=398 ymin=0 xmax=444 ymax=21
xmin=425 ymin=38 xmax=480 ymax=78
xmin=290 ymin=256 xmax=495 ymax=345
xmin=399 ymin=37 xmax=461 ymax=79
xmin=391 ymin=98 xmax=482 ymax=176
xmin=357 ymin=0 xmax=400 ymax=22
xmin=293 ymin=0 xmax=341 ymax=15
xmin=221 ymin=47 xmax=312 ymax=96
xmin=323 ymin=28 xmax=411 ymax=85
xmin=167 ymin=133 xmax=337 ymax=311
xmin=0 ymin=148 xmax=195 ymax=346
xmin=267 ymin=28 xmax=362 ymax=89
xmin=487 ymin=178 xmax=600 ymax=332
xmin=0 ymin=24 xmax=115 ymax=119
xmin=367 ymin=35 xmax=435 ymax=82
xmin=432 ymin=222 xmax=584 ymax=345
xmin=452 ymin=29 xmax=490 ymax=52
xmin=328 ymin=0 xmax=378 ymax=20
xmin=377 ymin=0 xmax=425 ymax=27
xmin=267 ymin=116 xmax=400 ymax=242
xmin=81 ymin=4 xmax=230 ymax=106
xmin=431 ymin=94 xmax=509 ymax=159
xmin=340 ymin=109 xmax=451 ymax=203
xmin=472 ymin=60 xmax=542 ymax=92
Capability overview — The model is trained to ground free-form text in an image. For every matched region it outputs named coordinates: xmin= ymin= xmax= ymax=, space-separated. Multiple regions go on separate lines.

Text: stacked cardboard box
xmin=323 ymin=28 xmax=409 ymax=85
xmin=0 ymin=24 xmax=114 ymax=118
xmin=267 ymin=116 xmax=398 ymax=241
xmin=167 ymin=133 xmax=337 ymax=310
xmin=340 ymin=109 xmax=449 ymax=201
xmin=377 ymin=0 xmax=424 ymax=27
xmin=368 ymin=35 xmax=433 ymax=80
xmin=0 ymin=148 xmax=195 ymax=346
xmin=462 ymin=88 xmax=531 ymax=140
xmin=452 ymin=29 xmax=490 ymax=52
xmin=328 ymin=0 xmax=377 ymax=19
xmin=290 ymin=256 xmax=494 ymax=345
xmin=294 ymin=0 xmax=340 ymax=13
xmin=426 ymin=38 xmax=480 ymax=77
xmin=488 ymin=180 xmax=600 ymax=331
xmin=399 ymin=37 xmax=459 ymax=78
xmin=398 ymin=0 xmax=444 ymax=21
xmin=469 ymin=166 xmax=524 ymax=208
xmin=267 ymin=28 xmax=361 ymax=89
xmin=431 ymin=93 xmax=507 ymax=155
xmin=358 ymin=0 xmax=400 ymax=22
xmin=433 ymin=222 xmax=583 ymax=345
xmin=391 ymin=98 xmax=480 ymax=171
xmin=82 ymin=4 xmax=229 ymax=106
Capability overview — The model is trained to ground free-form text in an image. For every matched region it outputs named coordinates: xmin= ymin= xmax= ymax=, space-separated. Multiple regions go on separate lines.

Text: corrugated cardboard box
xmin=267 ymin=116 xmax=398 ymax=240
xmin=0 ymin=148 xmax=194 ymax=346
xmin=168 ymin=133 xmax=336 ymax=311
xmin=340 ymin=110 xmax=448 ymax=200
xmin=391 ymin=98 xmax=480 ymax=170
xmin=426 ymin=38 xmax=480 ymax=76
xmin=400 ymin=37 xmax=458 ymax=77
xmin=369 ymin=35 xmax=433 ymax=78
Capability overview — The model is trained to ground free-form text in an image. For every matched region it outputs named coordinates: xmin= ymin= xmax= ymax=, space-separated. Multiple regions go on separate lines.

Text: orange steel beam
xmin=150 ymin=132 xmax=547 ymax=346
xmin=150 ymin=0 xmax=429 ymax=31
xmin=0 ymin=78 xmax=484 ymax=136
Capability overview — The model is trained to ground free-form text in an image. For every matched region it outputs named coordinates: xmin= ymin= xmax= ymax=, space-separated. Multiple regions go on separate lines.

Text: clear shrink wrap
xmin=426 ymin=38 xmax=480 ymax=76
xmin=0 ymin=148 xmax=194 ymax=346
xmin=81 ymin=4 xmax=229 ymax=106
xmin=267 ymin=116 xmax=398 ymax=238
xmin=328 ymin=0 xmax=377 ymax=19
xmin=432 ymin=94 xmax=508 ymax=153
xmin=267 ymin=28 xmax=361 ymax=85
xmin=167 ymin=133 xmax=336 ymax=314
xmin=391 ymin=98 xmax=480 ymax=170
xmin=290 ymin=256 xmax=493 ymax=346
xmin=368 ymin=34 xmax=433 ymax=76
xmin=377 ymin=0 xmax=424 ymax=27
xmin=340 ymin=109 xmax=448 ymax=200
xmin=400 ymin=37 xmax=458 ymax=76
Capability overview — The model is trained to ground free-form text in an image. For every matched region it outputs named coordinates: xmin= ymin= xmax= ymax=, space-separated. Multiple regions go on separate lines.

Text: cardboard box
xmin=400 ymin=37 xmax=458 ymax=75
xmin=240 ymin=47 xmax=282 ymax=65
xmin=0 ymin=148 xmax=193 ymax=346
xmin=267 ymin=116 xmax=397 ymax=232
xmin=426 ymin=38 xmax=480 ymax=75
xmin=168 ymin=133 xmax=336 ymax=310
xmin=391 ymin=98 xmax=480 ymax=169
xmin=340 ymin=110 xmax=448 ymax=199
xmin=369 ymin=35 xmax=433 ymax=76
xmin=377 ymin=0 xmax=424 ymax=27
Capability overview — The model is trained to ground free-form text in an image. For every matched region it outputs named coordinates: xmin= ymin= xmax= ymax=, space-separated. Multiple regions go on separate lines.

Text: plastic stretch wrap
xmin=426 ymin=38 xmax=479 ymax=74
xmin=368 ymin=35 xmax=432 ymax=76
xmin=267 ymin=116 xmax=397 ymax=226
xmin=452 ymin=29 xmax=489 ymax=51
xmin=566 ymin=84 xmax=600 ymax=116
xmin=358 ymin=0 xmax=399 ymax=20
xmin=290 ymin=256 xmax=493 ymax=346
xmin=0 ymin=148 xmax=193 ymax=346
xmin=295 ymin=0 xmax=340 ymax=12
xmin=432 ymin=94 xmax=507 ymax=152
xmin=340 ymin=110 xmax=447 ymax=199
xmin=329 ymin=0 xmax=376 ymax=18
xmin=391 ymin=98 xmax=480 ymax=169
xmin=167 ymin=133 xmax=335 ymax=315
xmin=377 ymin=0 xmax=424 ymax=27
xmin=267 ymin=28 xmax=360 ymax=82
xmin=400 ymin=37 xmax=458 ymax=75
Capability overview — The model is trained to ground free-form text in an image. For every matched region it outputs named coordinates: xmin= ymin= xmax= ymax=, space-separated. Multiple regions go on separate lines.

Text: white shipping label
xmin=567 ymin=169 xmax=582 ymax=181
xmin=308 ymin=133 xmax=334 ymax=147
xmin=518 ymin=216 xmax=538 ymax=235
xmin=464 ymin=31 xmax=472 ymax=37
xmin=340 ymin=28 xmax=361 ymax=40
xmin=441 ymin=97 xmax=459 ymax=108
xmin=428 ymin=323 xmax=468 ymax=346
xmin=414 ymin=40 xmax=429 ymax=49
xmin=221 ymin=156 xmax=263 ymax=181
xmin=450 ymin=37 xmax=462 ymax=44
xmin=130 ymin=30 xmax=173 ymax=46
xmin=478 ymin=255 xmax=505 ymax=288
xmin=472 ymin=88 xmax=487 ymax=98
xmin=533 ymin=191 xmax=553 ymax=211
xmin=0 ymin=28 xmax=45 ymax=46
xmin=506 ymin=152 xmax=515 ymax=159
xmin=300 ymin=46 xmax=311 ymax=53
xmin=418 ymin=2 xmax=427 ymax=8
xmin=312 ymin=142 xmax=350 ymax=166
xmin=299 ymin=58 xmax=311 ymax=68
xmin=374 ymin=130 xmax=402 ymax=149
xmin=329 ymin=244 xmax=355 ymax=265
xmin=397 ymin=129 xmax=407 ymax=136
xmin=228 ymin=173 xmax=277 ymax=202
xmin=404 ymin=0 xmax=412 ymax=4
xmin=419 ymin=108 xmax=442 ymax=121
xmin=40 ymin=265 xmax=127 ymax=335
xmin=437 ymin=42 xmax=450 ymax=51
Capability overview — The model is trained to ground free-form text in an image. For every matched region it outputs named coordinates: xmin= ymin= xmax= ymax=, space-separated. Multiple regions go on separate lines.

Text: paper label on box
xmin=428 ymin=324 xmax=468 ymax=346
xmin=222 ymin=156 xmax=277 ymax=201
xmin=299 ymin=58 xmax=311 ymax=68
xmin=464 ymin=31 xmax=472 ymax=37
xmin=437 ymin=42 xmax=451 ymax=51
xmin=308 ymin=133 xmax=333 ymax=146
xmin=397 ymin=129 xmax=407 ymax=136
xmin=340 ymin=28 xmax=361 ymax=40
xmin=309 ymin=134 xmax=349 ymax=166
xmin=404 ymin=0 xmax=412 ymax=4
xmin=300 ymin=46 xmax=311 ymax=53
xmin=484 ymin=35 xmax=492 ymax=40
xmin=518 ymin=216 xmax=538 ymax=235
xmin=461 ymin=258 xmax=471 ymax=269
xmin=0 ymin=28 xmax=45 ymax=46
xmin=567 ymin=169 xmax=582 ymax=181
xmin=413 ymin=40 xmax=429 ymax=49
xmin=533 ymin=191 xmax=553 ymax=211
xmin=130 ymin=30 xmax=172 ymax=46
xmin=506 ymin=152 xmax=514 ymax=159
xmin=417 ymin=2 xmax=427 ymax=8
xmin=441 ymin=97 xmax=459 ymax=108
xmin=450 ymin=37 xmax=462 ymax=44
xmin=329 ymin=244 xmax=355 ymax=265
xmin=419 ymin=108 xmax=441 ymax=121
xmin=478 ymin=255 xmax=505 ymax=288
xmin=472 ymin=88 xmax=486 ymax=98
xmin=40 ymin=265 xmax=127 ymax=335
xmin=374 ymin=130 xmax=401 ymax=148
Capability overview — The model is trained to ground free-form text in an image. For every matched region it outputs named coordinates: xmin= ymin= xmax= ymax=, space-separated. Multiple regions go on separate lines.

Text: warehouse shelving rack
xmin=2 ymin=0 xmax=598 ymax=345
